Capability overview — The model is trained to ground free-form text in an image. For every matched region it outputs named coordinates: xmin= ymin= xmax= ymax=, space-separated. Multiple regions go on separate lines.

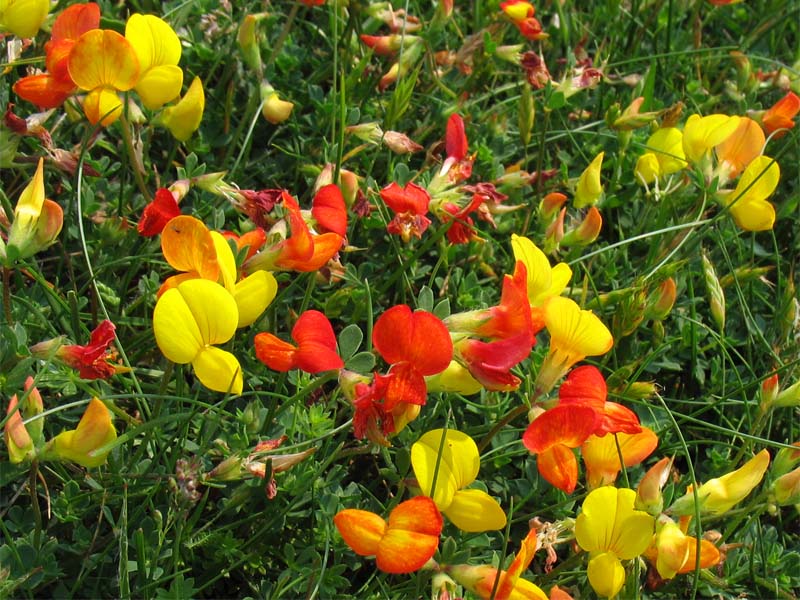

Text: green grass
xmin=1 ymin=0 xmax=799 ymax=598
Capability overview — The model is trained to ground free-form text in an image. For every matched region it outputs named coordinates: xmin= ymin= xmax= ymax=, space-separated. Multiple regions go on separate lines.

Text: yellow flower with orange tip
xmin=643 ymin=515 xmax=721 ymax=580
xmin=669 ymin=448 xmax=770 ymax=516
xmin=0 ymin=0 xmax=49 ymax=38
xmin=682 ymin=113 xmax=740 ymax=166
xmin=153 ymin=278 xmax=243 ymax=394
xmin=3 ymin=157 xmax=64 ymax=264
xmin=535 ymin=296 xmax=613 ymax=395
xmin=573 ymin=152 xmax=604 ymax=208
xmin=446 ymin=528 xmax=549 ymax=600
xmin=636 ymin=456 xmax=673 ymax=515
xmin=155 ymin=76 xmax=205 ymax=141
xmin=574 ymin=487 xmax=655 ymax=598
xmin=511 ymin=234 xmax=572 ymax=307
xmin=48 ymin=399 xmax=117 ymax=468
xmin=718 ymin=155 xmax=780 ymax=231
xmin=260 ymin=81 xmax=294 ymax=124
xmin=411 ymin=429 xmax=507 ymax=533
xmin=4 ymin=377 xmax=43 ymax=464
xmin=125 ymin=14 xmax=183 ymax=110
xmin=160 ymin=215 xmax=276 ymax=328
xmin=68 ymin=29 xmax=141 ymax=126
xmin=581 ymin=427 xmax=659 ymax=489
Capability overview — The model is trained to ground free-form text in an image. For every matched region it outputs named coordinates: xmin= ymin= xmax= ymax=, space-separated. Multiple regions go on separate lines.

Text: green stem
xmin=477 ymin=403 xmax=529 ymax=454
xmin=29 ymin=461 xmax=42 ymax=550
xmin=118 ymin=113 xmax=149 ymax=201
xmin=2 ymin=267 xmax=12 ymax=325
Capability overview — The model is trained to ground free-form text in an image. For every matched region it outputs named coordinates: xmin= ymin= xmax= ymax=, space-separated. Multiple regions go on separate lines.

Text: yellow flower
xmin=535 ymin=296 xmax=613 ymax=395
xmin=511 ymin=234 xmax=572 ymax=307
xmin=575 ymin=487 xmax=655 ymax=598
xmin=67 ymin=29 xmax=141 ymax=126
xmin=411 ymin=429 xmax=507 ymax=532
xmin=50 ymin=399 xmax=117 ymax=468
xmin=573 ymin=152 xmax=604 ymax=208
xmin=153 ymin=279 xmax=243 ymax=394
xmin=260 ymin=81 xmax=294 ymax=124
xmin=635 ymin=127 xmax=686 ymax=184
xmin=155 ymin=77 xmax=205 ymax=141
xmin=0 ymin=0 xmax=49 ymax=38
xmin=125 ymin=14 xmax=183 ymax=110
xmin=719 ymin=155 xmax=780 ymax=232
xmin=669 ymin=449 xmax=770 ymax=516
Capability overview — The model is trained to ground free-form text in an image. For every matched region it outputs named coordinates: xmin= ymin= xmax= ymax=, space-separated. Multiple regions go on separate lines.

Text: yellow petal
xmin=647 ymin=127 xmax=686 ymax=174
xmin=157 ymin=76 xmax=205 ymax=142
xmin=512 ymin=234 xmax=551 ymax=303
xmin=587 ymin=551 xmax=625 ymax=598
xmin=682 ymin=114 xmax=740 ymax=164
xmin=445 ymin=489 xmax=507 ymax=532
xmin=178 ymin=279 xmax=238 ymax=346
xmin=0 ymin=0 xmax=49 ymax=38
xmin=12 ymin=157 xmax=45 ymax=225
xmin=233 ymin=271 xmax=277 ymax=328
xmin=153 ymin=287 xmax=204 ymax=363
xmin=161 ymin=215 xmax=220 ymax=281
xmin=724 ymin=156 xmax=779 ymax=232
xmin=424 ymin=360 xmax=484 ymax=395
xmin=135 ymin=65 xmax=183 ymax=110
xmin=412 ymin=429 xmax=482 ymax=510
xmin=635 ymin=153 xmax=660 ymax=184
xmin=68 ymin=29 xmax=140 ymax=92
xmin=545 ymin=296 xmax=613 ymax=358
xmin=655 ymin=520 xmax=689 ymax=579
xmin=574 ymin=152 xmax=604 ymax=209
xmin=82 ymin=86 xmax=124 ymax=126
xmin=192 ymin=346 xmax=243 ymax=394
xmin=124 ymin=14 xmax=181 ymax=73
xmin=210 ymin=231 xmax=238 ymax=291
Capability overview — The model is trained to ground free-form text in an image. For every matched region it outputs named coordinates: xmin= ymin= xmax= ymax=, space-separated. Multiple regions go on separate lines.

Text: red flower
xmin=440 ymin=114 xmax=473 ymax=183
xmin=372 ymin=305 xmax=453 ymax=410
xmin=380 ymin=182 xmax=432 ymax=242
xmin=50 ymin=320 xmax=125 ymax=380
xmin=761 ymin=91 xmax=800 ymax=138
xmin=454 ymin=333 xmax=532 ymax=391
xmin=352 ymin=373 xmax=394 ymax=445
xmin=558 ymin=366 xmax=641 ymax=436
xmin=138 ymin=188 xmax=181 ymax=236
xmin=273 ymin=192 xmax=344 ymax=271
xmin=255 ymin=310 xmax=344 ymax=374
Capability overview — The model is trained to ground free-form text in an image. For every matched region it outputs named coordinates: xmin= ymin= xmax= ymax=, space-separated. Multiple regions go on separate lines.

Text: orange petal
xmin=333 ymin=509 xmax=386 ymax=557
xmin=161 ymin=216 xmax=220 ymax=281
xmin=377 ymin=496 xmax=443 ymax=573
xmin=522 ymin=405 xmax=598 ymax=453
xmin=51 ymin=2 xmax=101 ymax=42
xmin=677 ymin=538 xmax=721 ymax=573
xmin=68 ymin=29 xmax=140 ymax=92
xmin=537 ymin=445 xmax=579 ymax=494
xmin=254 ymin=333 xmax=297 ymax=372
xmin=82 ymin=86 xmax=124 ymax=126
xmin=13 ymin=73 xmax=75 ymax=109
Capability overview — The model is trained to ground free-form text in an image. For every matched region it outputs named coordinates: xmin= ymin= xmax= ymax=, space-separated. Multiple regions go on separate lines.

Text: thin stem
xmin=118 ymin=113 xmax=149 ymax=201
xmin=3 ymin=267 xmax=12 ymax=325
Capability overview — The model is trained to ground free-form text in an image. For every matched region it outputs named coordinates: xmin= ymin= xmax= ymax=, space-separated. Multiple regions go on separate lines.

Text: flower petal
xmin=161 ymin=215 xmax=220 ymax=281
xmin=536 ymin=444 xmax=579 ymax=493
xmin=153 ymin=287 xmax=203 ymax=363
xmin=135 ymin=64 xmax=183 ymax=110
xmin=291 ymin=310 xmax=344 ymax=372
xmin=445 ymin=489 xmax=507 ymax=532
xmin=377 ymin=496 xmax=443 ymax=573
xmin=233 ymin=271 xmax=277 ymax=328
xmin=254 ymin=332 xmax=297 ymax=371
xmin=68 ymin=29 xmax=140 ymax=92
xmin=82 ymin=86 xmax=124 ymax=126
xmin=157 ymin=76 xmax=205 ymax=142
xmin=124 ymin=13 xmax=181 ymax=73
xmin=586 ymin=551 xmax=625 ymax=598
xmin=52 ymin=398 xmax=116 ymax=468
xmin=192 ymin=346 xmax=243 ymax=394
xmin=522 ymin=405 xmax=598 ymax=453
xmin=334 ymin=508 xmax=386 ymax=557
xmin=312 ymin=184 xmax=347 ymax=236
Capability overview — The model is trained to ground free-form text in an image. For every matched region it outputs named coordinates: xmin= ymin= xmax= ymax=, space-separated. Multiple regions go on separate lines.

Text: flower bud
xmin=772 ymin=443 xmax=800 ymax=477
xmin=573 ymin=152 xmax=604 ymax=209
xmin=774 ymin=380 xmax=800 ymax=409
xmin=383 ymin=130 xmax=423 ymax=154
xmin=260 ymin=82 xmax=293 ymax=124
xmin=560 ymin=206 xmax=602 ymax=246
xmin=702 ymin=252 xmax=726 ymax=332
xmin=238 ymin=14 xmax=267 ymax=73
xmin=644 ymin=277 xmax=677 ymax=321
xmin=539 ymin=192 xmax=568 ymax=221
xmin=771 ymin=467 xmax=800 ymax=506
xmin=636 ymin=456 xmax=673 ymax=515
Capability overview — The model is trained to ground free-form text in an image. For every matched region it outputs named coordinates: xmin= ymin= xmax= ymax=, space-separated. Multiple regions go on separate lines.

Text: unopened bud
xmin=773 ymin=443 xmax=800 ymax=477
xmin=612 ymin=96 xmax=661 ymax=131
xmin=645 ymin=277 xmax=677 ymax=321
xmin=759 ymin=374 xmax=780 ymax=413
xmin=539 ymin=192 xmax=568 ymax=221
xmin=774 ymin=380 xmax=800 ymax=409
xmin=702 ymin=252 xmax=726 ymax=332
xmin=383 ymin=130 xmax=423 ymax=154
xmin=260 ymin=82 xmax=293 ymax=125
xmin=636 ymin=456 xmax=673 ymax=515
xmin=561 ymin=206 xmax=602 ymax=246
xmin=495 ymin=44 xmax=524 ymax=65
xmin=238 ymin=14 xmax=267 ymax=73
xmin=772 ymin=467 xmax=800 ymax=506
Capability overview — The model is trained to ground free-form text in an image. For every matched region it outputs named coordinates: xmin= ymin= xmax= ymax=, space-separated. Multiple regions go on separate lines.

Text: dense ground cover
xmin=1 ymin=0 xmax=799 ymax=598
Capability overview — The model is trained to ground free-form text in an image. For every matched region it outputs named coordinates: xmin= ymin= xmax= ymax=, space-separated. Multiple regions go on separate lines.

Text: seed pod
xmin=702 ymin=251 xmax=725 ymax=332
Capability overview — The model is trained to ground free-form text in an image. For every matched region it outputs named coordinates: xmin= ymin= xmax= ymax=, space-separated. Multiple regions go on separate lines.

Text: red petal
xmin=455 ymin=334 xmax=531 ymax=391
xmin=522 ymin=405 xmax=598 ymax=453
xmin=373 ymin=305 xmax=452 ymax=375
xmin=599 ymin=402 xmax=642 ymax=435
xmin=373 ymin=305 xmax=414 ymax=365
xmin=383 ymin=364 xmax=428 ymax=410
xmin=445 ymin=113 xmax=468 ymax=161
xmin=312 ymin=184 xmax=347 ymax=236
xmin=13 ymin=74 xmax=75 ymax=109
xmin=292 ymin=310 xmax=344 ymax=373
xmin=51 ymin=2 xmax=101 ymax=43
xmin=476 ymin=261 xmax=534 ymax=341
xmin=138 ymin=188 xmax=181 ymax=236
xmin=537 ymin=445 xmax=579 ymax=493
xmin=558 ymin=365 xmax=607 ymax=409
xmin=380 ymin=182 xmax=430 ymax=215
xmin=276 ymin=191 xmax=314 ymax=265
xmin=254 ymin=333 xmax=297 ymax=371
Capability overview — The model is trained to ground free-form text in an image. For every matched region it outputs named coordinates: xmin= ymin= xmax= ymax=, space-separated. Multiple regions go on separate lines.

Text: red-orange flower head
xmin=48 ymin=320 xmax=126 ymax=380
xmin=522 ymin=366 xmax=643 ymax=493
xmin=138 ymin=188 xmax=181 ymax=236
xmin=440 ymin=113 xmax=473 ymax=183
xmin=372 ymin=305 xmax=453 ymax=410
xmin=311 ymin=183 xmax=347 ymax=236
xmin=254 ymin=310 xmax=344 ymax=374
xmin=13 ymin=2 xmax=101 ymax=108
xmin=761 ymin=91 xmax=800 ymax=138
xmin=380 ymin=182 xmax=431 ymax=242
xmin=454 ymin=334 xmax=532 ymax=392
xmin=334 ymin=496 xmax=443 ymax=574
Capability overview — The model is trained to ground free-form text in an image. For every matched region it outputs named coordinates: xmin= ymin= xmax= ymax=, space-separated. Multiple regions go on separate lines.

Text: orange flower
xmin=334 ymin=496 xmax=442 ymax=574
xmin=67 ymin=29 xmax=140 ymax=125
xmin=372 ymin=305 xmax=453 ymax=410
xmin=581 ymin=428 xmax=659 ymax=489
xmin=761 ymin=91 xmax=800 ymax=138
xmin=254 ymin=310 xmax=344 ymax=374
